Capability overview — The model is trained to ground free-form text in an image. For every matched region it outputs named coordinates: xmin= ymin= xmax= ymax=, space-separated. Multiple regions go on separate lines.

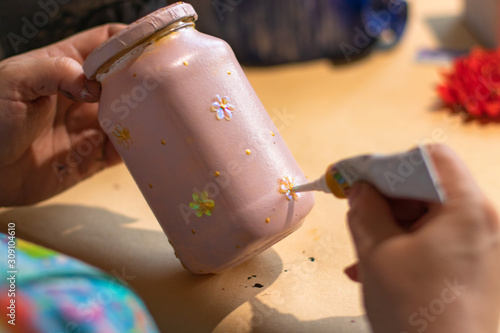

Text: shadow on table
xmin=247 ymin=299 xmax=369 ymax=333
xmin=0 ymin=204 xmax=315 ymax=332
xmin=424 ymin=15 xmax=479 ymax=50
xmin=0 ymin=204 xmax=365 ymax=332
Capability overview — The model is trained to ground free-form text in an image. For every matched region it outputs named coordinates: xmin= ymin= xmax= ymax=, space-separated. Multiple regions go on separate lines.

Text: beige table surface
xmin=2 ymin=0 xmax=500 ymax=332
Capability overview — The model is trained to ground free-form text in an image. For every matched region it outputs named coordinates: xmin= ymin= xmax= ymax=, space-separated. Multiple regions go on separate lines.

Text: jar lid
xmin=83 ymin=2 xmax=197 ymax=78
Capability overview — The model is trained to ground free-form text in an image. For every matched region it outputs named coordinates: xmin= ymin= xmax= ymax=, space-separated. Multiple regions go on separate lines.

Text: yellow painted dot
xmin=227 ymin=71 xmax=231 ymax=75
xmin=214 ymin=171 xmax=220 ymax=177
xmin=133 ymin=73 xmax=137 ymax=77
xmin=148 ymin=184 xmax=153 ymax=189
xmin=236 ymin=245 xmax=240 ymax=249
xmin=246 ymin=149 xmax=251 ymax=155
xmin=183 ymin=61 xmax=189 ymax=66
xmin=161 ymin=139 xmax=166 ymax=145
xmin=270 ymin=131 xmax=275 ymax=136
xmin=265 ymin=218 xmax=270 ymax=224
xmin=191 ymin=229 xmax=196 ymax=234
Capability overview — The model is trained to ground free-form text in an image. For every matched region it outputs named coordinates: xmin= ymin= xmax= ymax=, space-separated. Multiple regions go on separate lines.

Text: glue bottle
xmin=293 ymin=146 xmax=445 ymax=203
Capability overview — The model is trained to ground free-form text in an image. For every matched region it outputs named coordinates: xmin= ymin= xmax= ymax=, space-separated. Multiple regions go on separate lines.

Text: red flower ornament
xmin=437 ymin=47 xmax=500 ymax=120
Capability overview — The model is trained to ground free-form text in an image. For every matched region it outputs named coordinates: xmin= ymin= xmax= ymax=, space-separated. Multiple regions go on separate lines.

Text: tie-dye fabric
xmin=0 ymin=233 xmax=159 ymax=333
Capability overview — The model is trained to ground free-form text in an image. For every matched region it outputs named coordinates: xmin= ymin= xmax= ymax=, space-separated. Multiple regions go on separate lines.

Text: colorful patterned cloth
xmin=0 ymin=233 xmax=159 ymax=333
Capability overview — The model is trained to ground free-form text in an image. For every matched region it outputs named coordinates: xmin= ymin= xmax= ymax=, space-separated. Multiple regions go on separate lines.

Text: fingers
xmin=4 ymin=57 xmax=99 ymax=103
xmin=31 ymin=24 xmax=127 ymax=63
xmin=388 ymin=198 xmax=428 ymax=230
xmin=0 ymin=24 xmax=128 ymax=105
xmin=103 ymin=139 xmax=122 ymax=167
xmin=426 ymin=144 xmax=500 ymax=233
xmin=56 ymin=23 xmax=127 ymax=61
xmin=347 ymin=182 xmax=405 ymax=255
xmin=425 ymin=144 xmax=483 ymax=202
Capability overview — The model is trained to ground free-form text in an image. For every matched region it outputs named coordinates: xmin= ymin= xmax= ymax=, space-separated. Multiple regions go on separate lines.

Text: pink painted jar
xmin=83 ymin=2 xmax=314 ymax=274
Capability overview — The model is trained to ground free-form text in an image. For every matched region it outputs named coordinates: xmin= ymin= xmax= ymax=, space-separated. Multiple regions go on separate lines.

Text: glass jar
xmin=83 ymin=2 xmax=314 ymax=274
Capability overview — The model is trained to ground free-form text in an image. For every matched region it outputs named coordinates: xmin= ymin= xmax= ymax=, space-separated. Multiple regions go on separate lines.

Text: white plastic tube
xmin=294 ymin=146 xmax=445 ymax=203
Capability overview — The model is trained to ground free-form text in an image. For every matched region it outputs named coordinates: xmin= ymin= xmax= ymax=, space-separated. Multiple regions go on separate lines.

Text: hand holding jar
xmin=0 ymin=24 xmax=126 ymax=207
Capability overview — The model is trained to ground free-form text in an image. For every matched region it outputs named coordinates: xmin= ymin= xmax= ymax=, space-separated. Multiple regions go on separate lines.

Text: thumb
xmin=4 ymin=57 xmax=100 ymax=103
xmin=346 ymin=182 xmax=405 ymax=256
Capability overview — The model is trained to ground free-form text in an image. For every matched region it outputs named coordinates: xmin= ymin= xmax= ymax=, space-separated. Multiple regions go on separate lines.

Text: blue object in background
xmin=0 ymin=0 xmax=407 ymax=65
xmin=187 ymin=0 xmax=409 ymax=65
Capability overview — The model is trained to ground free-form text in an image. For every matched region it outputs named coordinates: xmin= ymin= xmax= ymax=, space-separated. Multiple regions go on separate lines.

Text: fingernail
xmin=81 ymin=89 xmax=92 ymax=100
xmin=343 ymin=264 xmax=360 ymax=283
xmin=83 ymin=78 xmax=101 ymax=101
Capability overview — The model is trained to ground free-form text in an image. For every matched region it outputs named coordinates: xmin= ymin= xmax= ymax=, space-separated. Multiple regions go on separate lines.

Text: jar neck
xmin=95 ymin=17 xmax=196 ymax=81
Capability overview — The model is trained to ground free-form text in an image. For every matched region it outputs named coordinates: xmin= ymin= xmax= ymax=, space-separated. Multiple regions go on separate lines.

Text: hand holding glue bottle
xmin=294 ymin=144 xmax=500 ymax=333
xmin=293 ymin=145 xmax=445 ymax=203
